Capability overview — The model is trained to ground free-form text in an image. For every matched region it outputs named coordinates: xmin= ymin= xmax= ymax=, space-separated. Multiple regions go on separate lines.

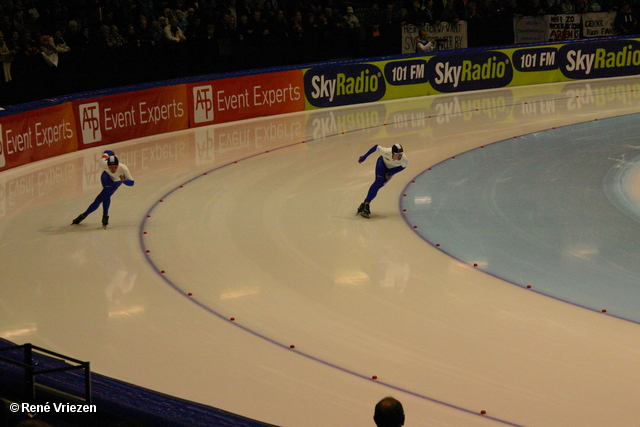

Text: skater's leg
xmin=358 ymin=157 xmax=389 ymax=217
xmin=102 ymin=192 xmax=112 ymax=216
xmin=365 ymin=157 xmax=390 ymax=203
xmin=81 ymin=186 xmax=116 ymax=217
xmin=74 ymin=171 xmax=119 ymax=225
xmin=82 ymin=191 xmax=106 ymax=217
xmin=364 ymin=176 xmax=387 ymax=203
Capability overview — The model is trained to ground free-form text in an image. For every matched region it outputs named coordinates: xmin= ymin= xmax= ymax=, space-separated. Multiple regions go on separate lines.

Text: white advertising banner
xmin=582 ymin=11 xmax=616 ymax=37
xmin=402 ymin=22 xmax=468 ymax=54
xmin=545 ymin=14 xmax=582 ymax=41
xmin=514 ymin=16 xmax=548 ymax=44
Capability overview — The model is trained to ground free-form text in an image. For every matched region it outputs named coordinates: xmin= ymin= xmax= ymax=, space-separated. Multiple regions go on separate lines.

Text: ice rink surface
xmin=2 ymin=76 xmax=640 ymax=426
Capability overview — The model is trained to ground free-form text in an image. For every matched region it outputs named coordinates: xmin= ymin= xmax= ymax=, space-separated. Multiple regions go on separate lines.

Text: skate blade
xmin=102 ymin=224 xmax=108 ymax=229
xmin=359 ymin=212 xmax=370 ymax=218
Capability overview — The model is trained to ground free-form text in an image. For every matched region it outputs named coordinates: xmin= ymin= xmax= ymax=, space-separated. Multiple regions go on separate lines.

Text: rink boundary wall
xmin=1 ymin=35 xmax=640 ymax=173
xmin=0 ymin=337 xmax=276 ymax=426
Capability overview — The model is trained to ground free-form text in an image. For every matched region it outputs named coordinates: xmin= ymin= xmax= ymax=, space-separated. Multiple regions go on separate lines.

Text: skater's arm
xmin=120 ymin=164 xmax=135 ymax=186
xmin=358 ymin=145 xmax=379 ymax=163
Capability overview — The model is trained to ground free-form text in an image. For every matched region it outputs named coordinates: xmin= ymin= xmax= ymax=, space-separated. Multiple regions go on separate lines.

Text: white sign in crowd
xmin=514 ymin=12 xmax=616 ymax=43
xmin=403 ymin=12 xmax=617 ymax=53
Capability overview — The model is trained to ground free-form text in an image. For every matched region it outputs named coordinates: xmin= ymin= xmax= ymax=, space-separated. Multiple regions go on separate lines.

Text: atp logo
xmin=0 ymin=124 xmax=5 ymax=168
xmin=79 ymin=102 xmax=102 ymax=144
xmin=193 ymin=86 xmax=214 ymax=124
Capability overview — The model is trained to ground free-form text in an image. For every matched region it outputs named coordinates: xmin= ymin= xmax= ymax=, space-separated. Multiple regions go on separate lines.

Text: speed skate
xmin=356 ymin=203 xmax=370 ymax=218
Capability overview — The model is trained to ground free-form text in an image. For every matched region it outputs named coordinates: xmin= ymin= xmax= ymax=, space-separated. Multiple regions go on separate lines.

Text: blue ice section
xmin=402 ymin=113 xmax=640 ymax=323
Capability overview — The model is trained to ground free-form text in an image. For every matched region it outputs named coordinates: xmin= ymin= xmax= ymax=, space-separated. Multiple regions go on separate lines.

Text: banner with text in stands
xmin=187 ymin=70 xmax=305 ymax=127
xmin=545 ymin=14 xmax=582 ymax=40
xmin=514 ymin=12 xmax=616 ymax=43
xmin=581 ymin=12 xmax=616 ymax=37
xmin=72 ymin=84 xmax=189 ymax=148
xmin=0 ymin=102 xmax=77 ymax=171
xmin=402 ymin=23 xmax=468 ymax=54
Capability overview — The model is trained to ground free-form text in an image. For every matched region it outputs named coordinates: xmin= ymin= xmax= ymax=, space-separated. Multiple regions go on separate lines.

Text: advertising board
xmin=73 ymin=85 xmax=189 ymax=148
xmin=0 ymin=102 xmax=77 ymax=172
xmin=187 ymin=70 xmax=305 ymax=127
xmin=304 ymin=37 xmax=640 ymax=109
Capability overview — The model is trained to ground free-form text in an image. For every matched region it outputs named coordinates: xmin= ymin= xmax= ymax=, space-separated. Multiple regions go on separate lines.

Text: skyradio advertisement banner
xmin=303 ymin=37 xmax=640 ymax=109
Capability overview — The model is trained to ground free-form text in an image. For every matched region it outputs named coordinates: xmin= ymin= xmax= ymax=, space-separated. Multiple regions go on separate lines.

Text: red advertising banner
xmin=188 ymin=70 xmax=305 ymax=127
xmin=0 ymin=103 xmax=78 ymax=172
xmin=73 ymin=84 xmax=189 ymax=148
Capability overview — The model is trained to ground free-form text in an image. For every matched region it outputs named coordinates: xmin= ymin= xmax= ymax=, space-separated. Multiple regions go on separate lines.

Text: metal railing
xmin=0 ymin=343 xmax=91 ymax=404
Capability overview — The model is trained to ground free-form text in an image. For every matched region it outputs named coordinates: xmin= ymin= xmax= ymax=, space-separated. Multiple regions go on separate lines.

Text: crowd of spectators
xmin=0 ymin=0 xmax=636 ymax=107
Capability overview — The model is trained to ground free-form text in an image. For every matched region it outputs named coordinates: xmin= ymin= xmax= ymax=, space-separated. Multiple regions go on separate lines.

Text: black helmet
xmin=392 ymin=144 xmax=404 ymax=155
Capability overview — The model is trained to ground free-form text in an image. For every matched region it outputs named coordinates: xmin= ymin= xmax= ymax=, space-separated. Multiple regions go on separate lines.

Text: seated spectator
xmin=587 ymin=0 xmax=602 ymax=11
xmin=0 ymin=15 xmax=14 ymax=39
xmin=165 ymin=16 xmax=186 ymax=43
xmin=110 ymin=25 xmax=127 ymax=48
xmin=53 ymin=30 xmax=71 ymax=53
xmin=12 ymin=10 xmax=26 ymax=34
xmin=0 ymin=31 xmax=15 ymax=82
xmin=407 ymin=0 xmax=425 ymax=26
xmin=271 ymin=9 xmax=290 ymax=39
xmin=39 ymin=35 xmax=59 ymax=68
xmin=175 ymin=9 xmax=189 ymax=32
xmin=137 ymin=17 xmax=157 ymax=49
xmin=200 ymin=23 xmax=220 ymax=72
xmin=561 ymin=0 xmax=575 ymax=13
xmin=8 ymin=30 xmax=22 ymax=60
xmin=65 ymin=20 xmax=83 ymax=51
xmin=422 ymin=0 xmax=437 ymax=25
xmin=21 ymin=30 xmax=40 ymax=57
xmin=524 ymin=0 xmax=547 ymax=15
xmin=124 ymin=24 xmax=142 ymax=48
xmin=614 ymin=2 xmax=637 ymax=35
xmin=150 ymin=20 xmax=166 ymax=45
xmin=290 ymin=10 xmax=304 ymax=39
xmin=303 ymin=11 xmax=323 ymax=60
xmin=344 ymin=6 xmax=360 ymax=28
xmin=248 ymin=9 xmax=269 ymax=39
xmin=236 ymin=13 xmax=250 ymax=42
xmin=439 ymin=0 xmax=460 ymax=23
xmin=98 ymin=24 xmax=114 ymax=49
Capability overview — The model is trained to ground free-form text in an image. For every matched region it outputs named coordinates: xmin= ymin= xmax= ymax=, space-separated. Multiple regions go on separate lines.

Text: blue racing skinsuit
xmin=82 ymin=162 xmax=134 ymax=217
xmin=359 ymin=145 xmax=408 ymax=203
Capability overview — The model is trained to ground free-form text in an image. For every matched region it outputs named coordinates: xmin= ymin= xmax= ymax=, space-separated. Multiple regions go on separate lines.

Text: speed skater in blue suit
xmin=357 ymin=143 xmax=408 ymax=218
xmin=71 ymin=150 xmax=135 ymax=229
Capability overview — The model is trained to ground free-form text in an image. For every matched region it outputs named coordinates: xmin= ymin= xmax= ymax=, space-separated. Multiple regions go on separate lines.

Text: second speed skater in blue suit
xmin=357 ymin=143 xmax=407 ymax=218
xmin=71 ymin=151 xmax=135 ymax=229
